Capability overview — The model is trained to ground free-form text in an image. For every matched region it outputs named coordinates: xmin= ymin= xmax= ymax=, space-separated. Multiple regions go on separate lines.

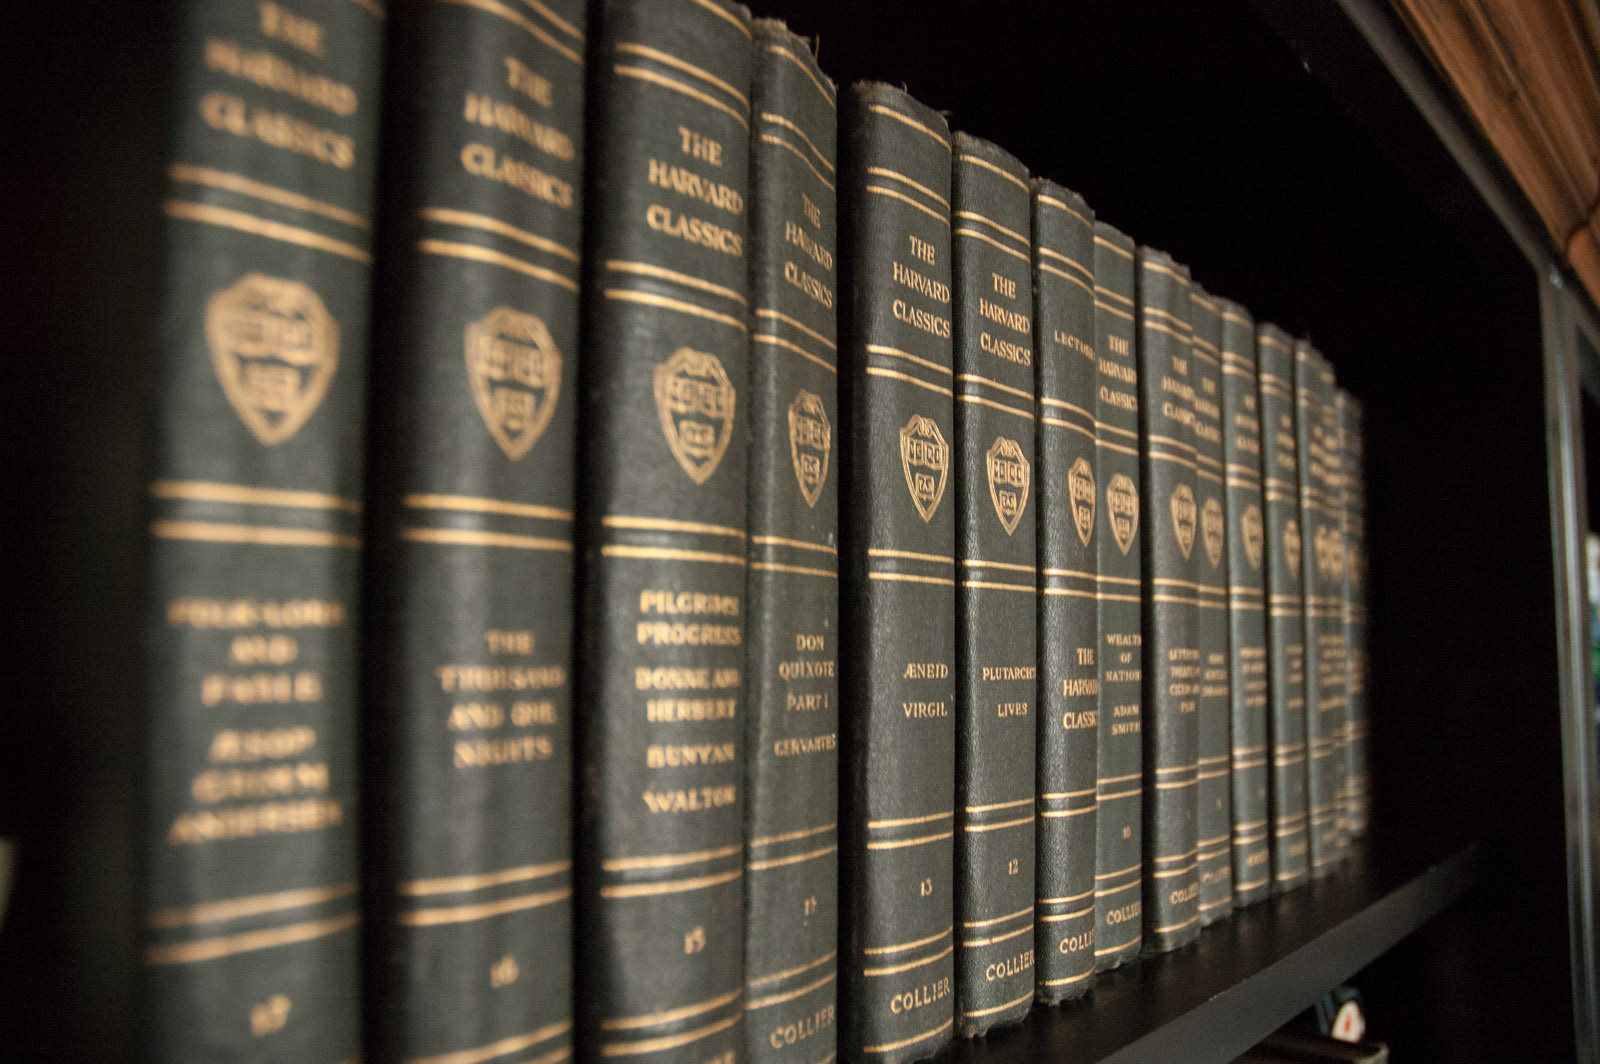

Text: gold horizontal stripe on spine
xmin=439 ymin=0 xmax=581 ymax=63
xmin=757 ymin=308 xmax=836 ymax=350
xmin=749 ymin=949 xmax=837 ymax=988
xmin=868 ymin=572 xmax=953 ymax=586
xmin=1099 ymin=771 xmax=1140 ymax=785
xmin=965 ymin=796 xmax=1034 ymax=813
xmin=603 ymin=288 xmax=747 ymax=330
xmin=963 ymin=989 xmax=1035 ymax=1020
xmin=960 ymin=921 xmax=1036 ymax=947
xmin=863 ymin=926 xmax=951 ymax=955
xmin=1150 ymin=915 xmax=1200 ymax=936
xmin=399 ymin=860 xmax=571 ymax=896
xmin=760 ymin=111 xmax=832 ymax=171
xmin=420 ymin=207 xmax=577 ymax=261
xmin=865 ymin=166 xmax=950 ymax=209
xmin=1036 ymin=193 xmax=1091 ymax=227
xmin=607 ymin=260 xmax=745 ymax=304
xmin=866 ymin=365 xmax=952 ymax=397
xmin=1094 ymin=880 xmax=1141 ymax=899
xmin=1223 ymin=350 xmax=1255 ymax=368
xmin=1040 ymin=888 xmax=1095 ymax=905
xmin=1222 ymin=310 xmax=1252 ymax=326
xmin=1039 ymin=262 xmax=1092 ymax=295
xmin=747 ymin=972 xmax=836 ymax=1011
xmin=1191 ymin=292 xmax=1218 ymax=313
xmin=604 ymin=515 xmax=743 ymax=538
xmin=957 ymin=152 xmax=1029 ymax=194
xmin=866 ymin=184 xmax=949 ymax=226
xmin=1141 ymin=319 xmax=1190 ymax=343
xmin=1154 ymin=778 xmax=1198 ymax=791
xmin=766 ymin=44 xmax=835 ymax=107
xmin=402 ymin=528 xmax=571 ymax=552
xmin=600 ymin=1012 xmax=744 ymax=1058
xmin=866 ymin=342 xmax=951 ymax=375
xmin=747 ymin=844 xmax=836 ymax=871
xmin=1037 ymin=244 xmax=1093 ymax=279
xmin=149 ymin=882 xmax=357 ymax=928
xmin=963 ymin=814 xmax=1035 ymax=833
xmin=1258 ymin=333 xmax=1292 ymax=352
xmin=346 ymin=0 xmax=385 ymax=18
xmin=964 ymin=579 xmax=1036 ymax=594
xmin=761 ymin=134 xmax=835 ymax=190
xmin=753 ymin=534 xmax=836 ymax=555
xmin=1040 ymin=415 xmax=1095 ymax=444
xmin=1144 ymin=306 xmax=1190 ymax=329
xmin=1092 ymin=234 xmax=1133 ymax=259
xmin=866 ymin=830 xmax=953 ymax=850
xmin=686 ymin=0 xmax=749 ymax=34
xmin=1235 ymin=876 xmax=1270 ymax=892
xmin=1095 ymin=861 xmax=1141 ymax=881
xmin=953 ymin=225 xmax=1030 ymax=262
xmin=603 ymin=845 xmax=740 ymax=872
xmin=151 ymin=480 xmax=360 ymax=512
xmin=862 ymin=943 xmax=954 ymax=977
xmin=151 ymin=520 xmax=359 ymax=548
xmin=1154 ymin=845 xmax=1199 ymax=862
xmin=1041 ymin=970 xmax=1095 ymax=988
xmin=862 ymin=1019 xmax=954 ymax=1056
xmin=1098 ymin=787 xmax=1141 ymax=801
xmin=958 ymin=393 xmax=1032 ymax=420
xmin=403 ymin=1020 xmax=573 ymax=1064
xmin=600 ymin=545 xmax=744 ymax=566
xmin=1095 ymin=283 xmax=1134 ymax=305
xmin=962 ymin=903 xmax=1033 ymax=928
xmin=1038 ymin=904 xmax=1096 ymax=923
xmin=1095 ymin=932 xmax=1141 ymax=957
xmin=751 ymin=561 xmax=836 ymax=578
xmin=952 ymin=215 xmax=1027 ymax=254
xmin=1223 ymin=365 xmax=1258 ymax=380
xmin=1040 ymin=787 xmax=1098 ymax=800
xmin=399 ymin=887 xmax=572 ymax=926
xmin=1151 ymin=862 xmax=1197 ymax=879
xmin=165 ymin=200 xmax=369 ymax=262
xmin=959 ymin=372 xmax=1032 ymax=401
xmin=616 ymin=42 xmax=748 ymax=106
xmin=869 ymin=547 xmax=953 ymax=563
xmin=602 ymin=988 xmax=741 ymax=1031
xmin=1094 ymin=300 xmax=1134 ymax=321
xmin=1040 ymin=395 xmax=1092 ymax=417
xmin=1151 ymin=594 xmax=1204 ymax=607
xmin=866 ymin=103 xmax=951 ymax=150
xmin=749 ymin=823 xmax=835 ymax=851
xmin=613 ymin=65 xmax=748 ymax=129
xmin=145 ymin=911 xmax=358 ymax=965
xmin=169 ymin=164 xmax=369 ymax=228
xmin=405 ymin=494 xmax=572 ymax=521
xmin=421 ymin=239 xmax=577 ymax=291
xmin=600 ymin=869 xmax=742 ymax=899
xmin=867 ymin=808 xmax=953 ymax=828
xmin=1146 ymin=432 xmax=1197 ymax=454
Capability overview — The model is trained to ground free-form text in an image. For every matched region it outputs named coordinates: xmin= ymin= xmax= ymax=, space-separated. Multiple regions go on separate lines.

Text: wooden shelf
xmin=942 ymin=842 xmax=1479 ymax=1064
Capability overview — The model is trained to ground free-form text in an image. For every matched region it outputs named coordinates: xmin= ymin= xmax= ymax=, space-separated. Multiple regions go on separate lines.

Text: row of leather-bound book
xmin=137 ymin=0 xmax=1368 ymax=1061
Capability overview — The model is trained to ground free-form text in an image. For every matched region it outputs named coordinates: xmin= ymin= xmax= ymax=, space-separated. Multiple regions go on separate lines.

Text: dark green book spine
xmin=362 ymin=0 xmax=584 ymax=1060
xmin=1090 ymin=223 xmax=1143 ymax=971
xmin=1256 ymin=324 xmax=1309 ymax=890
xmin=1136 ymin=249 xmax=1200 ymax=953
xmin=1337 ymin=390 xmax=1370 ymax=837
xmin=142 ymin=1 xmax=382 ymax=1059
xmin=743 ymin=22 xmax=840 ymax=1064
xmin=1032 ymin=182 xmax=1099 ymax=1001
xmin=1293 ymin=343 xmax=1348 ymax=875
xmin=951 ymin=133 xmax=1036 ymax=1036
xmin=1188 ymin=284 xmax=1232 ymax=926
xmin=1219 ymin=301 xmax=1271 ymax=905
xmin=577 ymin=2 xmax=752 ymax=1060
xmin=838 ymin=83 xmax=956 ymax=1064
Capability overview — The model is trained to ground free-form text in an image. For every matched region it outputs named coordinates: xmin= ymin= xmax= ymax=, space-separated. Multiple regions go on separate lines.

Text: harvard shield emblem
xmin=465 ymin=307 xmax=561 ymax=461
xmin=654 ymin=348 xmax=736 ymax=484
xmin=986 ymin=437 xmax=1030 ymax=536
xmin=899 ymin=414 xmax=949 ymax=522
xmin=1201 ymin=496 xmax=1224 ymax=569
xmin=1106 ymin=473 xmax=1139 ymax=556
xmin=1242 ymin=504 xmax=1264 ymax=570
xmin=206 ymin=274 xmax=338 ymax=446
xmin=1170 ymin=483 xmax=1197 ymax=560
xmin=1315 ymin=524 xmax=1345 ymax=582
xmin=1068 ymin=456 xmax=1096 ymax=546
xmin=1284 ymin=518 xmax=1302 ymax=578
xmin=788 ymin=390 xmax=831 ymax=508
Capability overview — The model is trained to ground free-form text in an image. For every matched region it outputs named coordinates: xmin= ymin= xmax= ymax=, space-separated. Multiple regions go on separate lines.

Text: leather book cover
xmin=1337 ymin=390 xmax=1370 ymax=837
xmin=576 ymin=2 xmax=753 ymax=1060
xmin=1090 ymin=222 xmax=1144 ymax=972
xmin=1219 ymin=300 xmax=1271 ymax=906
xmin=1031 ymin=181 xmax=1100 ymax=1001
xmin=743 ymin=21 xmax=840 ymax=1064
xmin=1188 ymin=284 xmax=1233 ymax=926
xmin=1135 ymin=248 xmax=1200 ymax=954
xmin=141 ymin=1 xmax=382 ymax=1059
xmin=361 ymin=0 xmax=584 ymax=1060
xmin=837 ymin=82 xmax=956 ymax=1064
xmin=951 ymin=132 xmax=1036 ymax=1036
xmin=1256 ymin=324 xmax=1309 ymax=891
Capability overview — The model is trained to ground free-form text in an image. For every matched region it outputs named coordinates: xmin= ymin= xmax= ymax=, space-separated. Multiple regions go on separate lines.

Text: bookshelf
xmin=1 ymin=0 xmax=1594 ymax=1060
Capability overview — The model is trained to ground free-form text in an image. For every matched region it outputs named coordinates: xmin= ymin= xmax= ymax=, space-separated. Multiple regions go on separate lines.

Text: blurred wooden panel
xmin=1395 ymin=0 xmax=1600 ymax=306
